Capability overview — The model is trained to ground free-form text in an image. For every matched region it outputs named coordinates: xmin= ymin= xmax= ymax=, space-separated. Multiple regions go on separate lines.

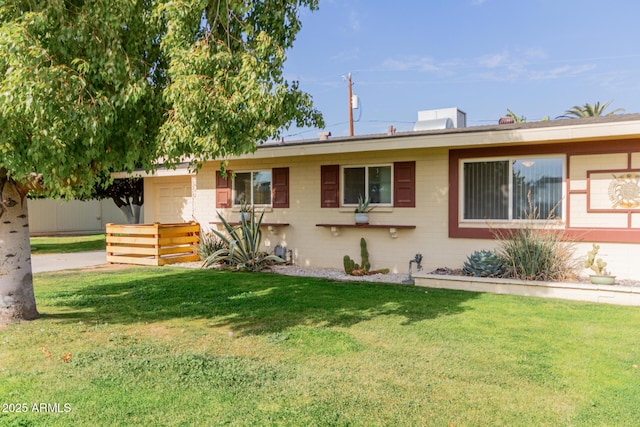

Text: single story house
xmin=139 ymin=110 xmax=640 ymax=280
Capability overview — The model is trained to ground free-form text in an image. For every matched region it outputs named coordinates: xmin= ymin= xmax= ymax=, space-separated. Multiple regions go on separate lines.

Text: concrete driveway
xmin=31 ymin=251 xmax=107 ymax=273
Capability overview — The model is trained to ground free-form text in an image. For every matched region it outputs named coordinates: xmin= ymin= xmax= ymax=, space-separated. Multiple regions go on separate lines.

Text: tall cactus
xmin=360 ymin=237 xmax=371 ymax=272
xmin=344 ymin=237 xmax=382 ymax=276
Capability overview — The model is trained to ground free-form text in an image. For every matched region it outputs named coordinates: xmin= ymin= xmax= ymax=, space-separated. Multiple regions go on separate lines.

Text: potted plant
xmin=354 ymin=195 xmax=372 ymax=225
xmin=584 ymin=243 xmax=616 ymax=285
xmin=238 ymin=200 xmax=251 ymax=223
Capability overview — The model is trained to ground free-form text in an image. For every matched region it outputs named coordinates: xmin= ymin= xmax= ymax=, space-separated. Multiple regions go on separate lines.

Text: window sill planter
xmin=239 ymin=212 xmax=251 ymax=223
xmin=354 ymin=213 xmax=369 ymax=225
xmin=589 ymin=275 xmax=616 ymax=285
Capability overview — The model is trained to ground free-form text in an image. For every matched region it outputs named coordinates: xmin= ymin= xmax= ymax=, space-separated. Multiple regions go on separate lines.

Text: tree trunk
xmin=133 ymin=204 xmax=142 ymax=224
xmin=118 ymin=204 xmax=136 ymax=224
xmin=0 ymin=178 xmax=39 ymax=324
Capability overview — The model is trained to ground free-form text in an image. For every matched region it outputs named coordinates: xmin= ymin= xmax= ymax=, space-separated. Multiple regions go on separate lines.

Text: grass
xmin=30 ymin=234 xmax=106 ymax=254
xmin=1 ymin=267 xmax=640 ymax=426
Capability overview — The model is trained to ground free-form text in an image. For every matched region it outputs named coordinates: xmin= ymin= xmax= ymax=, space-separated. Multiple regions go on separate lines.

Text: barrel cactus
xmin=462 ymin=250 xmax=506 ymax=277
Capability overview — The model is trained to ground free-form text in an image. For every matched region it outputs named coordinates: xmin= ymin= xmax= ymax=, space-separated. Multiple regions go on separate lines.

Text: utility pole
xmin=347 ymin=72 xmax=354 ymax=136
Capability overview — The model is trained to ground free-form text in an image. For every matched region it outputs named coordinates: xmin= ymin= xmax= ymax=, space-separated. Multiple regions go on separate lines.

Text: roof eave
xmin=232 ymin=116 xmax=640 ymax=160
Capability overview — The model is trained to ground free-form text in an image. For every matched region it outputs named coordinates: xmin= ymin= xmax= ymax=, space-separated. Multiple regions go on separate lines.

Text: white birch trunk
xmin=0 ymin=180 xmax=38 ymax=324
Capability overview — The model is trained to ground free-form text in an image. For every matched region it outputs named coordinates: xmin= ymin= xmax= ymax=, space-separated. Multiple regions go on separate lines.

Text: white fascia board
xmin=111 ymin=165 xmax=195 ymax=179
xmin=227 ymin=120 xmax=640 ymax=161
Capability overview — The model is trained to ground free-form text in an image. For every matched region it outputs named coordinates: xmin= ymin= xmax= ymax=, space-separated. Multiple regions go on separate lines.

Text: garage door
xmin=154 ymin=178 xmax=193 ymax=223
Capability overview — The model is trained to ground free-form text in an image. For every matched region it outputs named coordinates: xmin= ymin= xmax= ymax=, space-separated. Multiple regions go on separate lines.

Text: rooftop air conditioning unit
xmin=413 ymin=107 xmax=466 ymax=131
xmin=413 ymin=118 xmax=454 ymax=131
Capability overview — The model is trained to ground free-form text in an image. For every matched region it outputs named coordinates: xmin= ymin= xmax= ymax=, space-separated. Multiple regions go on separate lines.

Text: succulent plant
xmin=343 ymin=238 xmax=370 ymax=275
xmin=360 ymin=238 xmax=371 ymax=272
xmin=584 ymin=243 xmax=610 ymax=276
xmin=343 ymin=255 xmax=359 ymax=275
xmin=343 ymin=238 xmax=387 ymax=276
xmin=355 ymin=195 xmax=373 ymax=213
xmin=462 ymin=250 xmax=506 ymax=277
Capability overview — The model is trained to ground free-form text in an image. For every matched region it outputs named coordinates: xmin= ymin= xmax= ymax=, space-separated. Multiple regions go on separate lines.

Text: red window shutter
xmin=394 ymin=161 xmax=415 ymax=207
xmin=272 ymin=167 xmax=289 ymax=208
xmin=216 ymin=170 xmax=232 ymax=208
xmin=320 ymin=165 xmax=340 ymax=208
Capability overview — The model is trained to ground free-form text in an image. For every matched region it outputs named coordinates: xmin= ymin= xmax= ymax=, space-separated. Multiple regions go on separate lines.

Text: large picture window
xmin=343 ymin=165 xmax=392 ymax=205
xmin=233 ymin=171 xmax=272 ymax=206
xmin=462 ymin=157 xmax=564 ymax=220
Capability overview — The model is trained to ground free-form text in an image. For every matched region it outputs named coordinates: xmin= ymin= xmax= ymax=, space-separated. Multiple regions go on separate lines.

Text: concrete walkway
xmin=31 ymin=251 xmax=107 ymax=273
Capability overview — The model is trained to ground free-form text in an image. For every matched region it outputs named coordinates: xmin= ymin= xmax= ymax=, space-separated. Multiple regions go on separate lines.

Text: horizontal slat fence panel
xmin=106 ymin=222 xmax=200 ymax=266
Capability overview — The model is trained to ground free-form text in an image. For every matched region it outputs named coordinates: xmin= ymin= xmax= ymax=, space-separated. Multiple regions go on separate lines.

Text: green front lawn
xmin=30 ymin=234 xmax=106 ymax=254
xmin=2 ymin=267 xmax=639 ymax=426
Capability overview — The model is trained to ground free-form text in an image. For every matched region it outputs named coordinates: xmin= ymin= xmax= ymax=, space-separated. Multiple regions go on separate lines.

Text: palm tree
xmin=561 ymin=100 xmax=625 ymax=118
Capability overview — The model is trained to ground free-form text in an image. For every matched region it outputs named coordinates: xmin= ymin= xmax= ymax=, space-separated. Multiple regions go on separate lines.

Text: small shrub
xmin=462 ymin=250 xmax=506 ymax=277
xmin=491 ymin=198 xmax=577 ymax=281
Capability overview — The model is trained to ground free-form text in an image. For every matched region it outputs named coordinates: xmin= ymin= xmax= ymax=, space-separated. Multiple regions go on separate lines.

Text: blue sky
xmin=281 ymin=0 xmax=640 ymax=139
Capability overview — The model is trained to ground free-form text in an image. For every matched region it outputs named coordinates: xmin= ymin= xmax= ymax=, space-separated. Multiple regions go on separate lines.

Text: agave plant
xmin=201 ymin=206 xmax=285 ymax=272
xmin=462 ymin=250 xmax=506 ymax=278
xmin=355 ymin=194 xmax=373 ymax=213
xmin=197 ymin=232 xmax=227 ymax=260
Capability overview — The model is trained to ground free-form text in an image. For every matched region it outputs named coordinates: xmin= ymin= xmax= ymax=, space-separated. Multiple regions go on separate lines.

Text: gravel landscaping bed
xmin=169 ymin=261 xmax=639 ymax=287
xmin=168 ymin=261 xmax=409 ymax=283
xmin=267 ymin=265 xmax=408 ymax=284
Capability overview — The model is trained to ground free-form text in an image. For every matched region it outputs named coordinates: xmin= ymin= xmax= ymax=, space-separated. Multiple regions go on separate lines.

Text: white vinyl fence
xmin=28 ymin=199 xmax=138 ymax=235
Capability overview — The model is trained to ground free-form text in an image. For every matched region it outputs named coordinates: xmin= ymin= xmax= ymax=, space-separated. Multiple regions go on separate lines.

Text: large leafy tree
xmin=0 ymin=0 xmax=322 ymax=324
xmin=561 ymin=100 xmax=625 ymax=118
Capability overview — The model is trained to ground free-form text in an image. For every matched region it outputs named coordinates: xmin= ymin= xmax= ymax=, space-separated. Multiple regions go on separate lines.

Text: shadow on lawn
xmin=40 ymin=268 xmax=480 ymax=334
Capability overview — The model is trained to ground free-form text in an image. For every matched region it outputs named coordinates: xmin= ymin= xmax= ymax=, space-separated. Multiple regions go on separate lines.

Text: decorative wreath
xmin=608 ymin=173 xmax=640 ymax=208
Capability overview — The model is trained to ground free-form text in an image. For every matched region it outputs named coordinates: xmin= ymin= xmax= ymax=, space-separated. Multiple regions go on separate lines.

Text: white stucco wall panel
xmin=29 ymin=198 xmax=128 ymax=234
xmin=570 ymin=153 xmax=628 ymax=184
xmin=144 ymin=176 xmax=193 ymax=224
xmin=569 ymin=193 xmax=628 ymax=228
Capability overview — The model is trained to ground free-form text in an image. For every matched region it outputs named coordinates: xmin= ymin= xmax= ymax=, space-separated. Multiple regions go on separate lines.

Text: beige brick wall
xmin=191 ymin=148 xmax=481 ymax=274
xmin=145 ymin=147 xmax=640 ymax=280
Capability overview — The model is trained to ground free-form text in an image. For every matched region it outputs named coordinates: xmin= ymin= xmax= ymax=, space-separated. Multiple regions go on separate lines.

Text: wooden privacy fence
xmin=106 ymin=222 xmax=200 ymax=266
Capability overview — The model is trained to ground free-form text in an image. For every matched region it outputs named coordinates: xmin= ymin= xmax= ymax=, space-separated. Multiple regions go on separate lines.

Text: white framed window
xmin=233 ymin=170 xmax=272 ymax=206
xmin=461 ymin=156 xmax=564 ymax=221
xmin=342 ymin=165 xmax=392 ymax=206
